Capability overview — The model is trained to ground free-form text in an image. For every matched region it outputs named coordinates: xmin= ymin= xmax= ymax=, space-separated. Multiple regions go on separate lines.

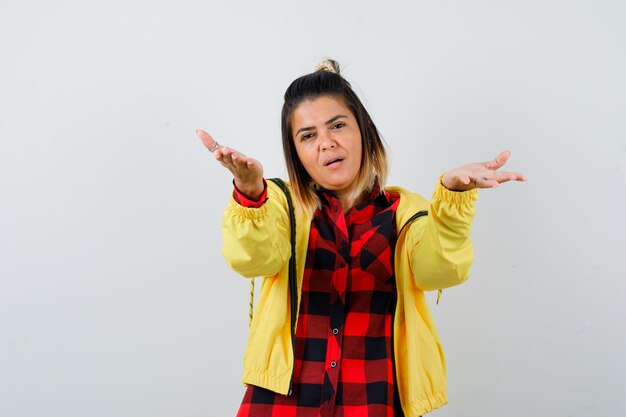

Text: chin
xmin=313 ymin=172 xmax=358 ymax=192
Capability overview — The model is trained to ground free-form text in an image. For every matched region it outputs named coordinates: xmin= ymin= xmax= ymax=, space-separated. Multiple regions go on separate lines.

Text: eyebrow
xmin=295 ymin=114 xmax=348 ymax=137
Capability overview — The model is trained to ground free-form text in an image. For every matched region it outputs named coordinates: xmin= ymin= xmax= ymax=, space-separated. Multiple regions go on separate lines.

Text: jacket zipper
xmin=392 ymin=209 xmax=428 ymax=408
xmin=397 ymin=210 xmax=428 ymax=237
xmin=269 ymin=178 xmax=298 ymax=396
xmin=288 ymin=255 xmax=297 ymax=396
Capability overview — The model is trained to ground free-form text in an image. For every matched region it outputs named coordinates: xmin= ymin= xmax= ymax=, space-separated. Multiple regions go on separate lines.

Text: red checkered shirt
xmin=234 ymin=180 xmax=404 ymax=417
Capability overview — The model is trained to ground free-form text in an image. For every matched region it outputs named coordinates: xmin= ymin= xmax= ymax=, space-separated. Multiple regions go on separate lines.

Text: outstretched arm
xmin=196 ymin=129 xmax=290 ymax=278
xmin=411 ymin=151 xmax=525 ymax=291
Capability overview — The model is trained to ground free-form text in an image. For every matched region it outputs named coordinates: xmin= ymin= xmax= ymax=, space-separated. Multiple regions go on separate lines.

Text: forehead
xmin=291 ymin=96 xmax=353 ymax=128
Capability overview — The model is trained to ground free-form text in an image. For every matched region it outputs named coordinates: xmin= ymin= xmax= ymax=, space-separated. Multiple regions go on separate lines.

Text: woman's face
xmin=291 ymin=95 xmax=363 ymax=197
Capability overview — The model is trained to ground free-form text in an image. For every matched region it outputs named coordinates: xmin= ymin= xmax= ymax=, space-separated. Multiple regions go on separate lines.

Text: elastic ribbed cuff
xmin=227 ymin=197 xmax=268 ymax=221
xmin=434 ymin=175 xmax=478 ymax=205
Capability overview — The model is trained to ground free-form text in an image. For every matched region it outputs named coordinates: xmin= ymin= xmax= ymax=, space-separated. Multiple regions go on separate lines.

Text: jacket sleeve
xmin=221 ymin=182 xmax=291 ymax=278
xmin=408 ymin=179 xmax=478 ymax=291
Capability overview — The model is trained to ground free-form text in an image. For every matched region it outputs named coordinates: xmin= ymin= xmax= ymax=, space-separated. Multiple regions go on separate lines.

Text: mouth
xmin=324 ymin=157 xmax=345 ymax=167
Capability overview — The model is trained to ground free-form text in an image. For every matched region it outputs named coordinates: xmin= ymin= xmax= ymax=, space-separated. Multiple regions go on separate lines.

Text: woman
xmin=196 ymin=60 xmax=525 ymax=417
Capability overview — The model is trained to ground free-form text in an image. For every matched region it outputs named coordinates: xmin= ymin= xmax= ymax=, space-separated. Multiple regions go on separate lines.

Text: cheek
xmin=294 ymin=145 xmax=316 ymax=172
xmin=352 ymin=139 xmax=363 ymax=165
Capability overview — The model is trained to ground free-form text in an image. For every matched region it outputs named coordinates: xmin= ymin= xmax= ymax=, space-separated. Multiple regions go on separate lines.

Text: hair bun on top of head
xmin=314 ymin=59 xmax=341 ymax=75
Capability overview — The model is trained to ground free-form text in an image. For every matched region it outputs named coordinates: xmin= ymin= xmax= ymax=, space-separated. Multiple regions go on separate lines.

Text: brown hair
xmin=281 ymin=59 xmax=389 ymax=215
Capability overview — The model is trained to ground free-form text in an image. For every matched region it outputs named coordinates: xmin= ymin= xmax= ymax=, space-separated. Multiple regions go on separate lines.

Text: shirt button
xmin=332 ymin=328 xmax=339 ymax=335
xmin=330 ymin=361 xmax=337 ymax=368
xmin=340 ymin=240 xmax=347 ymax=248
xmin=339 ymin=261 xmax=346 ymax=268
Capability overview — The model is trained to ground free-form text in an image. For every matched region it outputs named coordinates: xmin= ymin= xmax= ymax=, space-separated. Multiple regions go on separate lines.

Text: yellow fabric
xmin=221 ymin=179 xmax=477 ymax=417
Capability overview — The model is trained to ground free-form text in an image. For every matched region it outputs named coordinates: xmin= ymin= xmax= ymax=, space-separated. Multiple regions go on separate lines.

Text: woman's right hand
xmin=196 ymin=129 xmax=265 ymax=200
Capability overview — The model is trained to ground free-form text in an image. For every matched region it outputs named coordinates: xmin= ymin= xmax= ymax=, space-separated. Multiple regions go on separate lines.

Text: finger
xmin=493 ymin=171 xmax=527 ymax=183
xmin=231 ymin=152 xmax=249 ymax=169
xmin=216 ymin=147 xmax=253 ymax=177
xmin=459 ymin=174 xmax=472 ymax=185
xmin=514 ymin=172 xmax=527 ymax=181
xmin=474 ymin=176 xmax=499 ymax=188
xmin=218 ymin=155 xmax=245 ymax=178
xmin=484 ymin=150 xmax=511 ymax=170
xmin=493 ymin=172 xmax=517 ymax=183
xmin=246 ymin=157 xmax=261 ymax=169
xmin=196 ymin=129 xmax=219 ymax=151
xmin=225 ymin=148 xmax=249 ymax=168
xmin=219 ymin=145 xmax=247 ymax=159
xmin=219 ymin=147 xmax=237 ymax=168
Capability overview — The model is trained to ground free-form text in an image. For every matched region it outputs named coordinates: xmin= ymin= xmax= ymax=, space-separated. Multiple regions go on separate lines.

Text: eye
xmin=301 ymin=132 xmax=315 ymax=141
xmin=332 ymin=122 xmax=346 ymax=130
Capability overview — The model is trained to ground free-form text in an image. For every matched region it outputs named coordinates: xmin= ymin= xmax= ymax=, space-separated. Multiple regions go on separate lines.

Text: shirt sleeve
xmin=232 ymin=179 xmax=268 ymax=208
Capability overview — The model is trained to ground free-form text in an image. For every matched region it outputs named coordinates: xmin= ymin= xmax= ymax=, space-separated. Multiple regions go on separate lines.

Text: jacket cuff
xmin=434 ymin=175 xmax=478 ymax=205
xmin=233 ymin=179 xmax=268 ymax=208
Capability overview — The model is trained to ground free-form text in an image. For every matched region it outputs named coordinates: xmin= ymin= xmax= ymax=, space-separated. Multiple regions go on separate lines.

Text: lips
xmin=323 ymin=156 xmax=345 ymax=166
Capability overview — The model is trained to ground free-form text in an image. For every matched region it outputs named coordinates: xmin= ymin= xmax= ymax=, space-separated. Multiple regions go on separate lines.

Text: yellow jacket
xmin=221 ymin=179 xmax=478 ymax=417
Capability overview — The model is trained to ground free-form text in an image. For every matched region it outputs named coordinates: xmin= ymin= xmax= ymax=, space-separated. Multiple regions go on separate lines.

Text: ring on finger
xmin=209 ymin=142 xmax=221 ymax=152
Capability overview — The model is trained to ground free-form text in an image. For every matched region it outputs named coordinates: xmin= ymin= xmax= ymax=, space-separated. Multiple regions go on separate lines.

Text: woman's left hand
xmin=441 ymin=150 xmax=526 ymax=191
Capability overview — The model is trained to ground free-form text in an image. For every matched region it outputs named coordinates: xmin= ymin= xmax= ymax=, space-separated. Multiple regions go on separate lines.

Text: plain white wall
xmin=1 ymin=1 xmax=625 ymax=416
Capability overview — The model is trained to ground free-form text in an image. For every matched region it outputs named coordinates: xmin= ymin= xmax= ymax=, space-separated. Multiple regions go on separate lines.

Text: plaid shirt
xmin=234 ymin=180 xmax=405 ymax=417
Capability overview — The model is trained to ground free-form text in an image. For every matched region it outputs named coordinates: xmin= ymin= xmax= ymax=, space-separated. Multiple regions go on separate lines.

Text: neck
xmin=337 ymin=189 xmax=365 ymax=213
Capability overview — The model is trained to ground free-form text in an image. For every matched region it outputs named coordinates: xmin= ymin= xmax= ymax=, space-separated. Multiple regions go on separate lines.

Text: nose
xmin=319 ymin=131 xmax=336 ymax=150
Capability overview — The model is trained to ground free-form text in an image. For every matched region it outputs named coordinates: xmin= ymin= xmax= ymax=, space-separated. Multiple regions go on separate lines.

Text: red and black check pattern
xmin=236 ymin=181 xmax=403 ymax=417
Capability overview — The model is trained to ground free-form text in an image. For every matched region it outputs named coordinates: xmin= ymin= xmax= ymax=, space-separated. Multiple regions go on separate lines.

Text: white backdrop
xmin=1 ymin=1 xmax=625 ymax=416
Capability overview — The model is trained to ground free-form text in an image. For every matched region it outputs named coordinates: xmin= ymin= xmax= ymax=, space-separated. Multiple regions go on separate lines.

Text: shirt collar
xmin=315 ymin=177 xmax=388 ymax=211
